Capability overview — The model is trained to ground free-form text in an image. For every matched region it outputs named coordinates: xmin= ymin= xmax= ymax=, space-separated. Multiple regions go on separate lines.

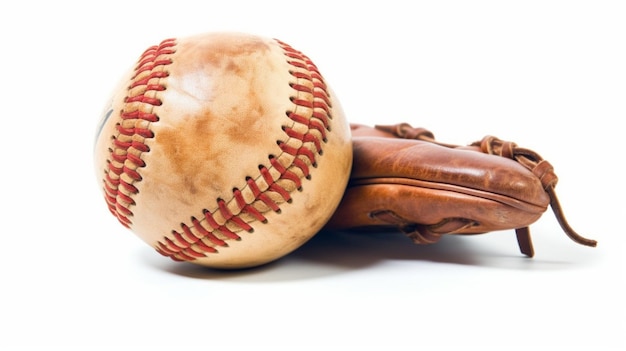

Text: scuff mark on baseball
xmin=93 ymin=32 xmax=353 ymax=269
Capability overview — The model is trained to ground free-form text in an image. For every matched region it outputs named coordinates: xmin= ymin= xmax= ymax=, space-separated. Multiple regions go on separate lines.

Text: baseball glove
xmin=325 ymin=122 xmax=597 ymax=257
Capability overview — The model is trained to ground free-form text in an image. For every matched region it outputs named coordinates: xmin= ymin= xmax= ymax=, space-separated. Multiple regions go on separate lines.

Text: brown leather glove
xmin=325 ymin=123 xmax=597 ymax=257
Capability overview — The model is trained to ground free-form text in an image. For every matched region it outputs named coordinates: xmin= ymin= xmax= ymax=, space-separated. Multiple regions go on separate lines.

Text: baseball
xmin=93 ymin=32 xmax=353 ymax=269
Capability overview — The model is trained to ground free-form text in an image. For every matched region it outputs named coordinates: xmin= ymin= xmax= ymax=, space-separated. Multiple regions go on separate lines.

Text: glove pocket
xmin=326 ymin=179 xmax=548 ymax=243
xmin=327 ymin=138 xmax=552 ymax=243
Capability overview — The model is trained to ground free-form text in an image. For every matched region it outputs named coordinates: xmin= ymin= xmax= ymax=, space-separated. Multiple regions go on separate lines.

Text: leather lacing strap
xmin=369 ymin=210 xmax=477 ymax=245
xmin=375 ymin=123 xmax=459 ymax=148
xmin=374 ymin=123 xmax=597 ymax=256
xmin=472 ymin=136 xmax=597 ymax=255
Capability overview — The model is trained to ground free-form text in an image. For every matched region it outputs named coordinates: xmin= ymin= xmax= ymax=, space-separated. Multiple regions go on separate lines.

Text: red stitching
xmin=126 ymin=154 xmax=146 ymax=167
xmin=117 ymin=176 xmax=138 ymax=191
xmin=260 ymin=165 xmax=275 ymax=188
xmin=115 ymin=124 xmax=154 ymax=138
xmin=286 ymin=112 xmax=327 ymax=139
xmin=116 ymin=192 xmax=135 ymax=205
xmin=236 ymin=194 xmax=267 ymax=223
xmin=217 ymin=199 xmax=249 ymax=236
xmin=312 ymin=112 xmax=329 ymax=133
xmin=113 ymin=38 xmax=335 ymax=263
xmin=121 ymin=110 xmax=159 ymax=123
xmin=290 ymin=83 xmax=313 ymax=93
xmin=217 ymin=226 xmax=241 ymax=241
xmin=101 ymin=38 xmax=175 ymax=229
xmin=156 ymin=241 xmax=176 ymax=256
xmin=122 ymin=165 xmax=142 ymax=181
xmin=202 ymin=210 xmax=221 ymax=230
xmin=171 ymin=230 xmax=193 ymax=249
xmin=125 ymin=95 xmax=163 ymax=106
xmin=191 ymin=217 xmax=226 ymax=246
xmin=278 ymin=141 xmax=316 ymax=165
xmin=115 ymin=204 xmax=132 ymax=216
xmin=106 ymin=162 xmax=122 ymax=177
xmin=136 ymin=42 xmax=175 ymax=67
xmin=269 ymin=156 xmax=302 ymax=189
xmin=193 ymin=240 xmax=218 ymax=254
xmin=110 ymin=152 xmax=126 ymax=163
xmin=131 ymin=70 xmax=170 ymax=86
xmin=292 ymin=158 xmax=311 ymax=178
xmin=290 ymin=97 xmax=313 ymax=108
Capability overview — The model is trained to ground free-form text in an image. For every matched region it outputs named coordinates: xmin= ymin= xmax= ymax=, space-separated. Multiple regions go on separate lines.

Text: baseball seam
xmin=102 ymin=39 xmax=176 ymax=228
xmin=101 ymin=38 xmax=333 ymax=263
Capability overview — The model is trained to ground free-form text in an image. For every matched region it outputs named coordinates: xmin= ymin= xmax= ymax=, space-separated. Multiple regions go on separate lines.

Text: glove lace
xmin=375 ymin=123 xmax=597 ymax=256
xmin=472 ymin=136 xmax=597 ymax=249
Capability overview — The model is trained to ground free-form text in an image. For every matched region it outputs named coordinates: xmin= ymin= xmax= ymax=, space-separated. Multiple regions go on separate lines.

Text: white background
xmin=1 ymin=1 xmax=624 ymax=350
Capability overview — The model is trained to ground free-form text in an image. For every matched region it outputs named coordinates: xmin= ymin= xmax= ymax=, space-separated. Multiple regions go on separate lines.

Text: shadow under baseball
xmin=139 ymin=227 xmax=596 ymax=282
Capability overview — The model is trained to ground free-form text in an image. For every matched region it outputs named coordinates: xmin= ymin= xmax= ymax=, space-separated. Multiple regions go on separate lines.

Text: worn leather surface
xmin=326 ymin=123 xmax=551 ymax=246
xmin=94 ymin=33 xmax=353 ymax=268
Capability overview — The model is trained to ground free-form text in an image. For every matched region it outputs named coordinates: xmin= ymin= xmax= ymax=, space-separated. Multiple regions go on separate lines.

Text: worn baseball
xmin=94 ymin=32 xmax=352 ymax=269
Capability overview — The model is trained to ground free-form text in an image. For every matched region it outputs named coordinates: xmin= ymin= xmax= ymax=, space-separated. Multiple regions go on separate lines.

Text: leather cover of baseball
xmin=94 ymin=32 xmax=353 ymax=269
